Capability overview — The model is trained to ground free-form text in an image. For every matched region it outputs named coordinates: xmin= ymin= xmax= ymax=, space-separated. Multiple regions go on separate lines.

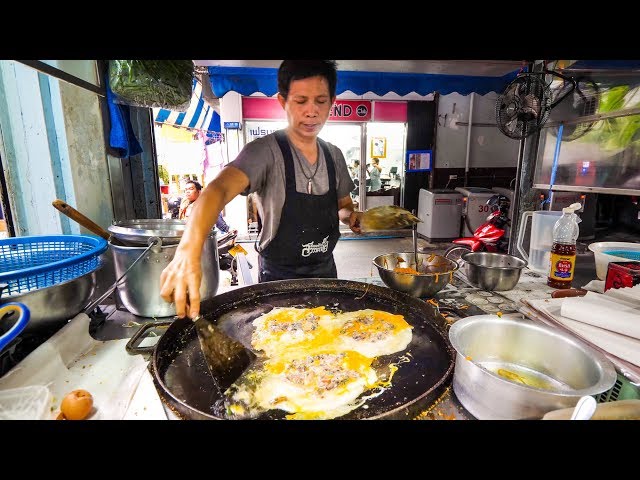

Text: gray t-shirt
xmin=228 ymin=130 xmax=355 ymax=252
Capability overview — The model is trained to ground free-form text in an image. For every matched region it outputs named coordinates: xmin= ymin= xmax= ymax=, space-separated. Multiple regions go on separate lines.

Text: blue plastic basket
xmin=0 ymin=235 xmax=108 ymax=298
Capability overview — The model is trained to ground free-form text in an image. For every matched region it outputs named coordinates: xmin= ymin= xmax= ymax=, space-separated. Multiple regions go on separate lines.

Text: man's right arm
xmin=160 ymin=166 xmax=250 ymax=318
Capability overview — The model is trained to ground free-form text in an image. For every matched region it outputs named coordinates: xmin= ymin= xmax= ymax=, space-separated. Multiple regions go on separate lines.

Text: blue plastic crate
xmin=0 ymin=235 xmax=108 ymax=297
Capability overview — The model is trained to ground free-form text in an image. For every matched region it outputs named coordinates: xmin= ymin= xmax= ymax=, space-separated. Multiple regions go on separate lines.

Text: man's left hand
xmin=349 ymin=211 xmax=363 ymax=234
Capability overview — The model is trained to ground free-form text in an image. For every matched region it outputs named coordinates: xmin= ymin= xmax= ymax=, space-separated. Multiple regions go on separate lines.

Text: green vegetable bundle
xmin=109 ymin=60 xmax=194 ymax=111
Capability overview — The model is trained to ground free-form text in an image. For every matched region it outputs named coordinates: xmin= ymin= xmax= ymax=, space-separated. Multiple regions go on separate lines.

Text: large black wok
xmin=139 ymin=278 xmax=455 ymax=420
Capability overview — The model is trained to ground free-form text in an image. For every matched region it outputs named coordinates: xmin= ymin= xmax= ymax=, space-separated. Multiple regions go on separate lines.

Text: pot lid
xmin=108 ymin=219 xmax=215 ymax=245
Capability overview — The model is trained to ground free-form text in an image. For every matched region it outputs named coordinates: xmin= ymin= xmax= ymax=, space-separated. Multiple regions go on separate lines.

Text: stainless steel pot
xmin=110 ymin=235 xmax=219 ymax=318
xmin=461 ymin=252 xmax=527 ymax=291
xmin=448 ymin=315 xmax=617 ymax=420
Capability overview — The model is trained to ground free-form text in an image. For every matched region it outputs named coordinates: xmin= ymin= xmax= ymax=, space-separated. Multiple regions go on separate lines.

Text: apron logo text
xmin=301 ymin=236 xmax=329 ymax=257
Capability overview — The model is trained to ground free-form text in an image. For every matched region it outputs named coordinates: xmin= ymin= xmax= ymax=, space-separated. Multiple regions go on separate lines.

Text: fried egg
xmin=250 ymin=306 xmax=335 ymax=357
xmin=227 ymin=306 xmax=414 ymax=420
xmin=328 ymin=309 xmax=413 ymax=358
xmin=226 ymin=350 xmax=378 ymax=420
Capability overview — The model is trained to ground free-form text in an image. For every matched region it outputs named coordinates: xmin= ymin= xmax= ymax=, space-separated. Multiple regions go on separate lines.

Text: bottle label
xmin=549 ymin=253 xmax=576 ymax=281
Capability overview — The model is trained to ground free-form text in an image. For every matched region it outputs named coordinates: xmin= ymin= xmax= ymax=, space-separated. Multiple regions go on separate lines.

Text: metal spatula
xmin=192 ymin=315 xmax=257 ymax=394
xmin=360 ymin=205 xmax=422 ymax=231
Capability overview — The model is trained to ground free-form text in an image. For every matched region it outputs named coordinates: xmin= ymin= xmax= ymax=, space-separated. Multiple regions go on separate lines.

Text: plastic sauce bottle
xmin=547 ymin=202 xmax=582 ymax=289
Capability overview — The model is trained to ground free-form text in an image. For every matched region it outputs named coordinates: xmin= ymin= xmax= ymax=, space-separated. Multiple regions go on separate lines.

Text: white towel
xmin=526 ymin=297 xmax=640 ymax=372
xmin=560 ymin=291 xmax=640 ymax=340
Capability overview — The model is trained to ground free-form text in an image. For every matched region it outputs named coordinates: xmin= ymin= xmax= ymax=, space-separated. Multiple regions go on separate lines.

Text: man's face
xmin=184 ymin=184 xmax=200 ymax=202
xmin=278 ymin=76 xmax=334 ymax=140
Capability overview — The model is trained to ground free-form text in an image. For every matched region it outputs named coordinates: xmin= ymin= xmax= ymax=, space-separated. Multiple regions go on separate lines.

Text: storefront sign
xmin=244 ymin=121 xmax=288 ymax=142
xmin=329 ymin=100 xmax=371 ymax=121
xmin=242 ymin=97 xmax=373 ymax=122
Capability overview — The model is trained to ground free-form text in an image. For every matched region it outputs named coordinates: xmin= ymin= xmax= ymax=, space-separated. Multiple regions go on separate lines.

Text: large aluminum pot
xmin=448 ymin=315 xmax=617 ymax=420
xmin=110 ymin=228 xmax=219 ymax=318
xmin=109 ymin=219 xmax=187 ymax=246
xmin=461 ymin=252 xmax=527 ymax=291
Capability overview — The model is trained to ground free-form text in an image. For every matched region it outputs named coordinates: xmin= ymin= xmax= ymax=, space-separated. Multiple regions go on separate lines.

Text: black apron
xmin=258 ymin=131 xmax=340 ymax=282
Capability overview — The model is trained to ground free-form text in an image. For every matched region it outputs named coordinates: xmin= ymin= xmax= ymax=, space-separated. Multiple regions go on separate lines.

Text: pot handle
xmin=125 ymin=320 xmax=174 ymax=355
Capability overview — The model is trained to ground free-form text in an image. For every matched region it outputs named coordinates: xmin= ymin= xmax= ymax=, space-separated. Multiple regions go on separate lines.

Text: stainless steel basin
xmin=0 ymin=263 xmax=100 ymax=330
xmin=448 ymin=315 xmax=617 ymax=420
xmin=372 ymin=252 xmax=458 ymax=298
xmin=462 ymin=252 xmax=527 ymax=291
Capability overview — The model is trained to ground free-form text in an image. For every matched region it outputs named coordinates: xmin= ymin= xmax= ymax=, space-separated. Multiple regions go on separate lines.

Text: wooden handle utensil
xmin=52 ymin=199 xmax=120 ymax=244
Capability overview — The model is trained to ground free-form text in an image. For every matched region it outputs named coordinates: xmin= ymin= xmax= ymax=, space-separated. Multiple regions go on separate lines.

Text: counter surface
xmin=4 ymin=250 xmax=599 ymax=420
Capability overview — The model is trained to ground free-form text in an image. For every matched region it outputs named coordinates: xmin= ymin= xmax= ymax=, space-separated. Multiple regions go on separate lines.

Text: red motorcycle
xmin=444 ymin=194 xmax=511 ymax=265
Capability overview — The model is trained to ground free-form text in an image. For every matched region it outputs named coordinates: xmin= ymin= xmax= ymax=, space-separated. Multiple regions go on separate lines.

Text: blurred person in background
xmin=368 ymin=158 xmax=382 ymax=191
xmin=179 ymin=179 xmax=231 ymax=232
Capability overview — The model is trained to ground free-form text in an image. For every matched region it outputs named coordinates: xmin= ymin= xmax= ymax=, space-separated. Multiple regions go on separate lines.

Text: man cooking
xmin=160 ymin=60 xmax=364 ymax=318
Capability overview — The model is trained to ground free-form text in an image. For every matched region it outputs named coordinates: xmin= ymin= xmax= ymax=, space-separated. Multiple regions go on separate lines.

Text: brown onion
xmin=60 ymin=389 xmax=94 ymax=420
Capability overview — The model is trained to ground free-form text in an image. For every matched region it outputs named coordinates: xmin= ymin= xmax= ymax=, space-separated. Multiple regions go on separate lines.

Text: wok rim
xmin=150 ymin=278 xmax=455 ymax=420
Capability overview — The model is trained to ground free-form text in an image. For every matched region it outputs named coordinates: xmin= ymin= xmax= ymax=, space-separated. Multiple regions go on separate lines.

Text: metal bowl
xmin=462 ymin=252 xmax=527 ymax=291
xmin=0 ymin=262 xmax=100 ymax=331
xmin=372 ymin=252 xmax=458 ymax=298
xmin=449 ymin=315 xmax=617 ymax=419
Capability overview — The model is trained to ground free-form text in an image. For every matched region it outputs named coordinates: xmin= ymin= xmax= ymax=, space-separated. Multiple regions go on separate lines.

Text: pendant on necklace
xmin=307 ymin=179 xmax=312 ymax=194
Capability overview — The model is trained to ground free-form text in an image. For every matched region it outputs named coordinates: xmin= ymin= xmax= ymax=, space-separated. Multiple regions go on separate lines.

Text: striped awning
xmin=153 ymin=79 xmax=221 ymax=135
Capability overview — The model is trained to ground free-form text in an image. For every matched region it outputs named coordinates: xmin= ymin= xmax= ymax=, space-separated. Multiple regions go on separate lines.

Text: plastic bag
xmin=108 ymin=60 xmax=194 ymax=111
xmin=0 ymin=385 xmax=52 ymax=420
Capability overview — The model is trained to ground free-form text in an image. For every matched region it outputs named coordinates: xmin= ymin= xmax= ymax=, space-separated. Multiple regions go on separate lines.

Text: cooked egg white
xmin=251 ymin=306 xmax=335 ymax=357
xmin=327 ymin=309 xmax=413 ymax=358
xmin=226 ymin=350 xmax=378 ymax=420
xmin=227 ymin=306 xmax=414 ymax=420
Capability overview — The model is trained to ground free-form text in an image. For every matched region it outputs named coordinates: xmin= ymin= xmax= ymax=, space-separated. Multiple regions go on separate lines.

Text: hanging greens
xmin=109 ymin=60 xmax=194 ymax=111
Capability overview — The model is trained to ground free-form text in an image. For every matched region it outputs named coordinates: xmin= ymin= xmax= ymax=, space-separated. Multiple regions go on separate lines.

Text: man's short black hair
xmin=277 ymin=60 xmax=338 ymax=100
xmin=186 ymin=180 xmax=202 ymax=191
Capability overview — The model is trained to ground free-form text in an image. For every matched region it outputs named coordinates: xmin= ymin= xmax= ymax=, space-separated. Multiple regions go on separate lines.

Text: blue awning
xmin=207 ymin=66 xmax=520 ymax=98
xmin=154 ymin=79 xmax=221 ymax=135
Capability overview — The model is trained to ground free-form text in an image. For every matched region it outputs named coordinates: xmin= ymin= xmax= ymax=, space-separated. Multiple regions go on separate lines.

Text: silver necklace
xmin=292 ymin=145 xmax=320 ymax=194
